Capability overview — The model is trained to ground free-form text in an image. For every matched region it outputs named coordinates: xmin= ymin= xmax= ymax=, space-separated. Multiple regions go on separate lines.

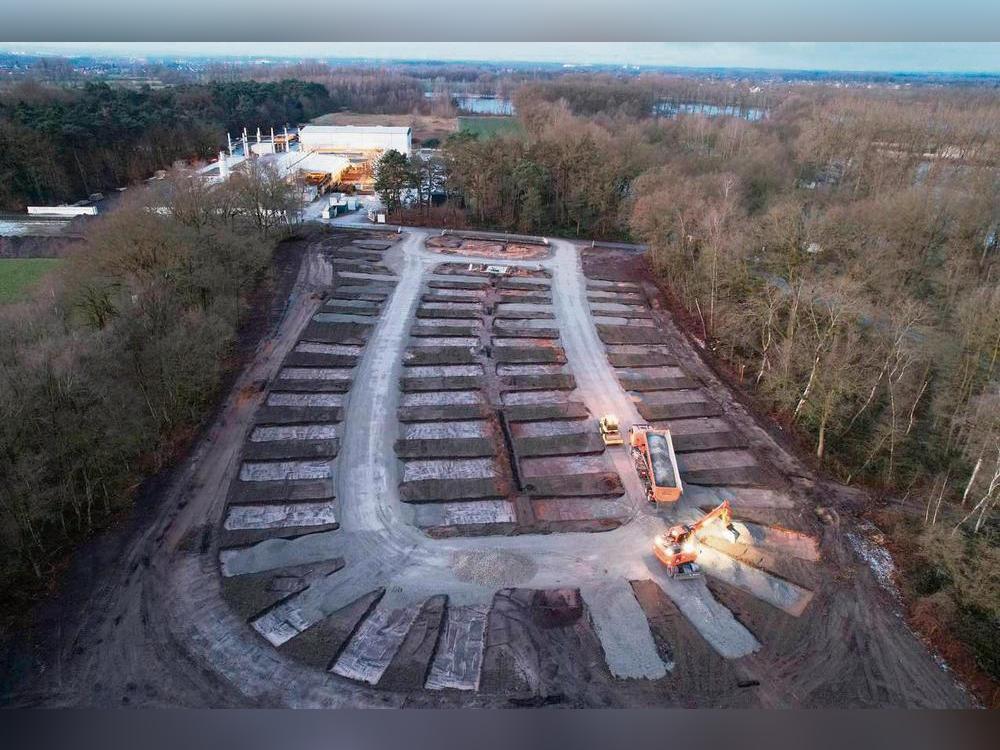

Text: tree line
xmin=0 ymin=167 xmax=302 ymax=629
xmin=0 ymin=79 xmax=332 ymax=211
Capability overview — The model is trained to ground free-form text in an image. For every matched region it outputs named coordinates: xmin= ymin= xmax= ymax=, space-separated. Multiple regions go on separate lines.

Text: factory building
xmin=298 ymin=125 xmax=412 ymax=157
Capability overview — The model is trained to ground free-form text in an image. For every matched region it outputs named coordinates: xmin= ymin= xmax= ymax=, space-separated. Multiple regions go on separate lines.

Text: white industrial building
xmin=298 ymin=125 xmax=412 ymax=157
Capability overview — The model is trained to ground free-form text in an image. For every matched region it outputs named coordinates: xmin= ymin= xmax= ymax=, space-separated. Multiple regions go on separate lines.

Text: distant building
xmin=298 ymin=125 xmax=412 ymax=157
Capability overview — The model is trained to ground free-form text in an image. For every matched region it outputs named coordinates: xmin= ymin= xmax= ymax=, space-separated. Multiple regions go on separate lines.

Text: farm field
xmin=0 ymin=258 xmax=61 ymax=302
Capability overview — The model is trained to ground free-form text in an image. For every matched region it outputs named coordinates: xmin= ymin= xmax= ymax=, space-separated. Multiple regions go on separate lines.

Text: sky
xmin=2 ymin=43 xmax=999 ymax=74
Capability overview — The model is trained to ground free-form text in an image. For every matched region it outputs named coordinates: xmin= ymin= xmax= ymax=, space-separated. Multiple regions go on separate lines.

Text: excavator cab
xmin=653 ymin=500 xmax=741 ymax=578
xmin=599 ymin=414 xmax=624 ymax=446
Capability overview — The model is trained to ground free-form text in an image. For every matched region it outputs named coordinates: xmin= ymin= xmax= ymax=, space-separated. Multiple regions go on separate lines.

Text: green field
xmin=0 ymin=258 xmax=63 ymax=302
xmin=458 ymin=116 xmax=523 ymax=138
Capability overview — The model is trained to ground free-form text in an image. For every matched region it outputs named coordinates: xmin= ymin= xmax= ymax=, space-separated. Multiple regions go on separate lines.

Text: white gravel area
xmin=425 ymin=288 xmax=485 ymax=298
xmin=592 ymin=316 xmax=655 ymax=327
xmin=511 ymin=420 xmax=590 ymax=438
xmin=520 ymin=454 xmax=608 ymax=477
xmin=267 ymin=393 xmax=344 ymax=407
xmin=250 ymin=424 xmax=339 ymax=442
xmin=421 ymin=302 xmax=481 ymax=311
xmin=414 ymin=501 xmax=517 ymax=527
xmin=295 ymin=342 xmax=363 ymax=356
xmin=403 ymin=421 xmax=490 ymax=439
xmin=492 ymin=337 xmax=557 ymax=348
xmin=279 ymin=367 xmax=353 ymax=380
xmin=496 ymin=364 xmax=567 ymax=376
xmin=495 ymin=303 xmax=553 ymax=314
xmin=502 ymin=390 xmax=569 ymax=406
xmin=494 ymin=318 xmax=558 ymax=330
xmin=403 ymin=458 xmax=497 ymax=481
xmin=224 ymin=502 xmax=338 ymax=530
xmin=400 ymin=390 xmax=483 ymax=406
xmin=414 ymin=318 xmax=483 ymax=329
xmin=239 ymin=461 xmax=332 ymax=481
xmin=409 ymin=337 xmax=479 ymax=347
xmin=404 ymin=365 xmax=483 ymax=377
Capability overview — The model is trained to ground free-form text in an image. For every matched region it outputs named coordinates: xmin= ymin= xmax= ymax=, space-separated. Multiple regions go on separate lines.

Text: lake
xmin=653 ymin=101 xmax=767 ymax=121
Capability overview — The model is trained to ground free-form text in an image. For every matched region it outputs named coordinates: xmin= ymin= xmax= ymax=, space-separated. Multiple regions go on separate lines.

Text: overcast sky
xmin=2 ymin=43 xmax=999 ymax=73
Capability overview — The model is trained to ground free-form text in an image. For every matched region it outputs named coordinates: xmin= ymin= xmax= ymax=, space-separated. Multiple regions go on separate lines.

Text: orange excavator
xmin=653 ymin=500 xmax=741 ymax=579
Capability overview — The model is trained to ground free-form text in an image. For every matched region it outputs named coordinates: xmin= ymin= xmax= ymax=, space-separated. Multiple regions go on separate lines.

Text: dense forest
xmin=0 ymin=168 xmax=302 ymax=625
xmin=0 ymin=79 xmax=332 ymax=210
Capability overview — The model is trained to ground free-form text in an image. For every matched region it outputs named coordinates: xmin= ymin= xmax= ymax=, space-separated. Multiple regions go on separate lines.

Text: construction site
xmin=4 ymin=223 xmax=974 ymax=708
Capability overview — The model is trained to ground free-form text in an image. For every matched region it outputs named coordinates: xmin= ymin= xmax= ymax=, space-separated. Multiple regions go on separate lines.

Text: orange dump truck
xmin=628 ymin=424 xmax=683 ymax=503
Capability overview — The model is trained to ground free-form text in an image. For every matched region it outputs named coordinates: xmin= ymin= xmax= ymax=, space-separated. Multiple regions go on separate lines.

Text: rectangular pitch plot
xmin=251 ymin=424 xmax=339 ymax=442
xmin=403 ymin=348 xmax=479 ymax=366
xmin=532 ymin=497 xmax=629 ymax=522
xmin=496 ymin=363 xmax=567 ymax=376
xmin=397 ymin=405 xmax=489 ymax=422
xmin=492 ymin=337 xmax=558 ymax=348
xmin=667 ymin=419 xmax=747 ymax=453
xmin=255 ymin=406 xmax=343 ymax=425
xmin=400 ymin=376 xmax=484 ymax=392
xmin=607 ymin=351 xmax=677 ymax=368
xmin=493 ymin=347 xmax=566 ymax=365
xmin=493 ymin=310 xmax=555 ymax=321
xmin=493 ymin=317 xmax=559 ymax=331
xmin=300 ymin=321 xmax=372 ymax=346
xmin=400 ymin=391 xmax=484 ymax=407
xmin=313 ymin=312 xmax=379 ymax=325
xmin=271 ymin=380 xmax=351 ymax=394
xmin=427 ymin=280 xmax=489 ymax=291
xmin=408 ymin=337 xmax=480 ymax=348
xmin=404 ymin=365 xmax=483 ymax=378
xmin=509 ymin=419 xmax=589 ymax=438
xmin=503 ymin=402 xmax=589 ymax=422
xmin=239 ymin=461 xmax=332 ymax=482
xmin=402 ymin=458 xmax=497 ymax=482
xmin=595 ymin=325 xmax=666 ymax=345
xmin=501 ymin=390 xmax=571 ymax=406
xmin=620 ymin=375 xmax=699 ymax=391
xmin=400 ymin=477 xmax=508 ymax=503
xmin=403 ymin=421 xmax=490 ymax=439
xmin=394 ymin=438 xmax=495 ymax=459
xmin=413 ymin=501 xmax=516 ymax=529
xmin=424 ymin=604 xmax=491 ymax=691
xmin=267 ymin=393 xmax=345 ymax=408
xmin=514 ymin=432 xmax=606 ymax=458
xmin=295 ymin=342 xmax=363 ymax=356
xmin=524 ymin=472 xmax=624 ymax=498
xmin=500 ymin=373 xmax=576 ymax=391
xmin=421 ymin=301 xmax=482 ymax=312
xmin=224 ymin=502 xmax=338 ymax=530
xmin=520 ymin=454 xmax=609 ymax=477
xmin=243 ymin=439 xmax=339 ymax=461
xmin=491 ymin=326 xmax=560 ymax=339
xmin=229 ymin=479 xmax=333 ymax=505
xmin=331 ymin=602 xmax=424 ymax=685
xmin=280 ymin=367 xmax=354 ymax=380
xmin=417 ymin=308 xmax=482 ymax=320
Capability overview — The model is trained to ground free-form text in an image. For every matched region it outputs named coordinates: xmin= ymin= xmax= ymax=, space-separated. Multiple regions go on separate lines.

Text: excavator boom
xmin=653 ymin=500 xmax=741 ymax=578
